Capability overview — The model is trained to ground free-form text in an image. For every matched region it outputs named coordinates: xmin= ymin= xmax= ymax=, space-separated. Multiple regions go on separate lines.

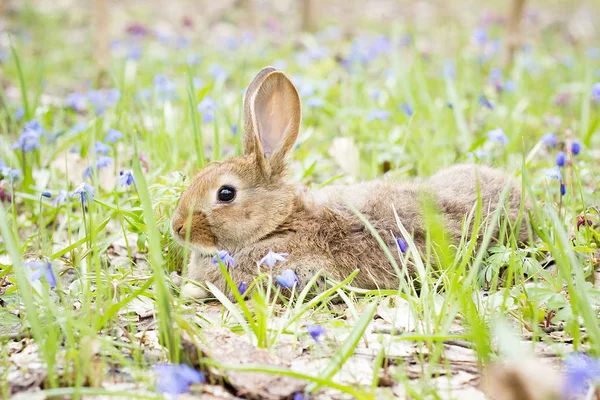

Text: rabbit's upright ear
xmin=249 ymin=71 xmax=301 ymax=178
xmin=243 ymin=66 xmax=276 ymax=156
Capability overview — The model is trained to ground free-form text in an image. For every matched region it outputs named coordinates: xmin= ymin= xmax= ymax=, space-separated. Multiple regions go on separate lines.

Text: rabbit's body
xmin=172 ymin=67 xmax=530 ymax=299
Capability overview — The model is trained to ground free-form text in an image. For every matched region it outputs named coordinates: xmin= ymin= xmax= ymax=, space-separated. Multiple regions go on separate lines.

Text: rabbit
xmin=171 ymin=66 xmax=530 ymax=299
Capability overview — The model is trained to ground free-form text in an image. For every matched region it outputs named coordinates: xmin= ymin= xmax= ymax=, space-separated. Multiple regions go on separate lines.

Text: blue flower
xmin=396 ymin=237 xmax=408 ymax=253
xmin=571 ymin=141 xmax=581 ymax=156
xmin=305 ymin=97 xmax=325 ymax=108
xmin=231 ymin=124 xmax=238 ymax=135
xmin=201 ymin=112 xmax=215 ymax=124
xmin=306 ymin=324 xmax=326 ymax=342
xmin=259 ymin=250 xmax=289 ymax=268
xmin=118 ymin=171 xmax=135 ymax=187
xmin=466 ymin=150 xmax=490 ymax=159
xmin=52 ymin=190 xmax=67 ymax=207
xmin=41 ymin=191 xmax=52 ymax=198
xmin=556 ymin=151 xmax=566 ymax=167
xmin=126 ymin=45 xmax=143 ymax=60
xmin=14 ymin=107 xmax=24 ymax=121
xmin=12 ymin=130 xmax=41 ymax=152
xmin=399 ymin=103 xmax=414 ymax=117
xmin=25 ymin=261 xmax=57 ymax=288
xmin=197 ymin=97 xmax=217 ymax=113
xmin=544 ymin=167 xmax=562 ymax=181
xmin=154 ymin=364 xmax=205 ymax=395
xmin=209 ymin=64 xmax=229 ymax=81
xmin=478 ymin=95 xmax=493 ymax=110
xmin=293 ymin=392 xmax=308 ymax=400
xmin=487 ymin=128 xmax=508 ymax=145
xmin=87 ymin=89 xmax=120 ymax=114
xmin=237 ymin=281 xmax=247 ymax=296
xmin=70 ymin=182 xmax=96 ymax=204
xmin=561 ymin=183 xmax=566 ymax=196
xmin=95 ymin=141 xmax=110 ymax=155
xmin=367 ymin=109 xmax=391 ymax=121
xmin=276 ymin=269 xmax=300 ymax=289
xmin=153 ymin=74 xmax=177 ymax=102
xmin=66 ymin=92 xmax=87 ymax=112
xmin=473 ymin=27 xmax=488 ymax=45
xmin=541 ymin=132 xmax=557 ymax=147
xmin=105 ymin=129 xmax=124 ymax=144
xmin=563 ymin=353 xmax=600 ymax=397
xmin=212 ymin=250 xmax=235 ymax=267
xmin=1 ymin=167 xmax=22 ymax=182
xmin=592 ymin=82 xmax=600 ymax=102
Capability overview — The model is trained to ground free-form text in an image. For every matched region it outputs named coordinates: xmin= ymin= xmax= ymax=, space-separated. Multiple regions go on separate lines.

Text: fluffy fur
xmin=171 ymin=67 xmax=530 ymax=299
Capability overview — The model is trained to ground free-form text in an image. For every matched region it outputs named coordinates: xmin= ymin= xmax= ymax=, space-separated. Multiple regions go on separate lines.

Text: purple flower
xmin=212 ymin=250 xmax=235 ymax=267
xmin=305 ymin=97 xmax=325 ymax=108
xmin=197 ymin=97 xmax=217 ymax=113
xmin=541 ymin=132 xmax=557 ymax=147
xmin=87 ymin=89 xmax=120 ymax=114
xmin=276 ymin=269 xmax=300 ymax=289
xmin=237 ymin=281 xmax=247 ymax=296
xmin=478 ymin=95 xmax=493 ymax=110
xmin=126 ymin=22 xmax=149 ymax=37
xmin=571 ymin=141 xmax=581 ymax=156
xmin=66 ymin=92 xmax=87 ymax=112
xmin=12 ymin=123 xmax=42 ymax=152
xmin=560 ymin=183 xmax=566 ymax=196
xmin=544 ymin=167 xmax=562 ymax=181
xmin=487 ymin=128 xmax=508 ymax=145
xmin=563 ymin=353 xmax=600 ymax=397
xmin=400 ymin=103 xmax=414 ymax=117
xmin=209 ymin=64 xmax=229 ymax=81
xmin=105 ymin=129 xmax=124 ymax=144
xmin=306 ymin=324 xmax=326 ymax=342
xmin=154 ymin=364 xmax=205 ymax=395
xmin=25 ymin=261 xmax=57 ymax=288
xmin=94 ymin=141 xmax=110 ymax=155
xmin=293 ymin=393 xmax=308 ymax=400
xmin=118 ymin=171 xmax=135 ymax=187
xmin=52 ymin=190 xmax=67 ymax=207
xmin=556 ymin=151 xmax=566 ymax=167
xmin=126 ymin=45 xmax=143 ymax=60
xmin=201 ymin=112 xmax=215 ymax=124
xmin=1 ymin=167 xmax=21 ymax=182
xmin=367 ymin=109 xmax=391 ymax=121
xmin=70 ymin=182 xmax=96 ymax=204
xmin=396 ymin=237 xmax=408 ymax=253
xmin=466 ymin=150 xmax=490 ymax=159
xmin=231 ymin=124 xmax=238 ymax=135
xmin=153 ymin=74 xmax=177 ymax=102
xmin=592 ymin=82 xmax=600 ymax=102
xmin=259 ymin=250 xmax=289 ymax=268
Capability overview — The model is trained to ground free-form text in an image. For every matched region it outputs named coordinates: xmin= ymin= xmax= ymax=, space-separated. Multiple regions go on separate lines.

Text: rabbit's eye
xmin=217 ymin=185 xmax=236 ymax=203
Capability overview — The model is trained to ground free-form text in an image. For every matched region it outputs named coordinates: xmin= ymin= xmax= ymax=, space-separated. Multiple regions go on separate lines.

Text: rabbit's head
xmin=171 ymin=67 xmax=302 ymax=254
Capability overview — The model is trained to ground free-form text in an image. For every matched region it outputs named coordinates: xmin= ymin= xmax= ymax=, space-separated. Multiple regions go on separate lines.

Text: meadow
xmin=1 ymin=1 xmax=599 ymax=399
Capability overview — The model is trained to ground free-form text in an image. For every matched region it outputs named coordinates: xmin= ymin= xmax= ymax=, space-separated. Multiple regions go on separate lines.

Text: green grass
xmin=1 ymin=1 xmax=599 ymax=399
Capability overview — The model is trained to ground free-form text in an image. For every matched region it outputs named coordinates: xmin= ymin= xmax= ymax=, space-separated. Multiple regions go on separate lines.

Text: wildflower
xmin=52 ymin=190 xmax=67 ymax=207
xmin=66 ymin=92 xmax=87 ymax=112
xmin=473 ymin=27 xmax=488 ymax=45
xmin=154 ymin=364 xmax=205 ymax=395
xmin=14 ymin=107 xmax=24 ymax=121
xmin=305 ymin=97 xmax=325 ymax=108
xmin=153 ymin=74 xmax=177 ymax=102
xmin=400 ymin=103 xmax=414 ymax=117
xmin=87 ymin=88 xmax=120 ymax=114
xmin=577 ymin=215 xmax=593 ymax=230
xmin=560 ymin=183 xmax=566 ymax=196
xmin=293 ymin=393 xmax=308 ymax=400
xmin=571 ymin=141 xmax=581 ymax=156
xmin=24 ymin=261 xmax=57 ymax=288
xmin=41 ymin=191 xmax=52 ymax=198
xmin=237 ymin=281 xmax=247 ymax=296
xmin=231 ymin=125 xmax=238 ymax=135
xmin=193 ymin=77 xmax=204 ymax=89
xmin=276 ymin=269 xmax=300 ymax=289
xmin=1 ymin=167 xmax=22 ymax=182
xmin=259 ymin=250 xmax=289 ymax=268
xmin=197 ymin=97 xmax=217 ymax=113
xmin=94 ymin=141 xmax=110 ymax=155
xmin=592 ymin=82 xmax=600 ymax=102
xmin=562 ymin=353 xmax=600 ymax=397
xmin=186 ymin=54 xmax=201 ymax=66
xmin=306 ymin=324 xmax=326 ymax=342
xmin=212 ymin=250 xmax=235 ymax=267
xmin=466 ymin=150 xmax=491 ymax=159
xmin=544 ymin=167 xmax=562 ymax=181
xmin=126 ymin=22 xmax=149 ymax=37
xmin=209 ymin=64 xmax=229 ymax=81
xmin=118 ymin=171 xmax=135 ymax=187
xmin=556 ymin=151 xmax=566 ymax=167
xmin=0 ymin=187 xmax=11 ymax=202
xmin=478 ymin=95 xmax=493 ymax=110
xmin=396 ymin=237 xmax=408 ymax=253
xmin=367 ymin=109 xmax=391 ymax=121
xmin=126 ymin=45 xmax=143 ymax=60
xmin=70 ymin=182 xmax=96 ymax=204
xmin=541 ymin=132 xmax=557 ymax=147
xmin=487 ymin=128 xmax=508 ymax=145
xmin=201 ymin=112 xmax=215 ymax=124
xmin=105 ymin=128 xmax=124 ymax=144
xmin=11 ymin=130 xmax=41 ymax=152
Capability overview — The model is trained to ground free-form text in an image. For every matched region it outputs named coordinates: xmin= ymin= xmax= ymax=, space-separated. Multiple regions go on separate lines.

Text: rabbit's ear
xmin=243 ymin=66 xmax=276 ymax=156
xmin=250 ymin=71 xmax=301 ymax=177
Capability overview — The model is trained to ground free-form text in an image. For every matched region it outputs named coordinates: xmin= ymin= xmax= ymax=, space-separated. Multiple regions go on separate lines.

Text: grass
xmin=0 ymin=1 xmax=599 ymax=399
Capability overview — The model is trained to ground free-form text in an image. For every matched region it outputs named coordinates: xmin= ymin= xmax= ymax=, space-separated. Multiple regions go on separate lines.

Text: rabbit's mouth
xmin=171 ymin=214 xmax=218 ymax=254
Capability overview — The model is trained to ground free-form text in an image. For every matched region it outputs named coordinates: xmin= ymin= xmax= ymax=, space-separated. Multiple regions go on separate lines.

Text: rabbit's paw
xmin=181 ymin=283 xmax=210 ymax=299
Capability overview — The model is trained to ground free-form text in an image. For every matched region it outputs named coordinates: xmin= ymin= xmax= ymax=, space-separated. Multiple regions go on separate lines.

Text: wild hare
xmin=171 ymin=67 xmax=531 ymax=299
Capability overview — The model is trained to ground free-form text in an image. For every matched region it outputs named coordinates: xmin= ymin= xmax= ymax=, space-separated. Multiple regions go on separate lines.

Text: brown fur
xmin=171 ymin=68 xmax=531 ymax=299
